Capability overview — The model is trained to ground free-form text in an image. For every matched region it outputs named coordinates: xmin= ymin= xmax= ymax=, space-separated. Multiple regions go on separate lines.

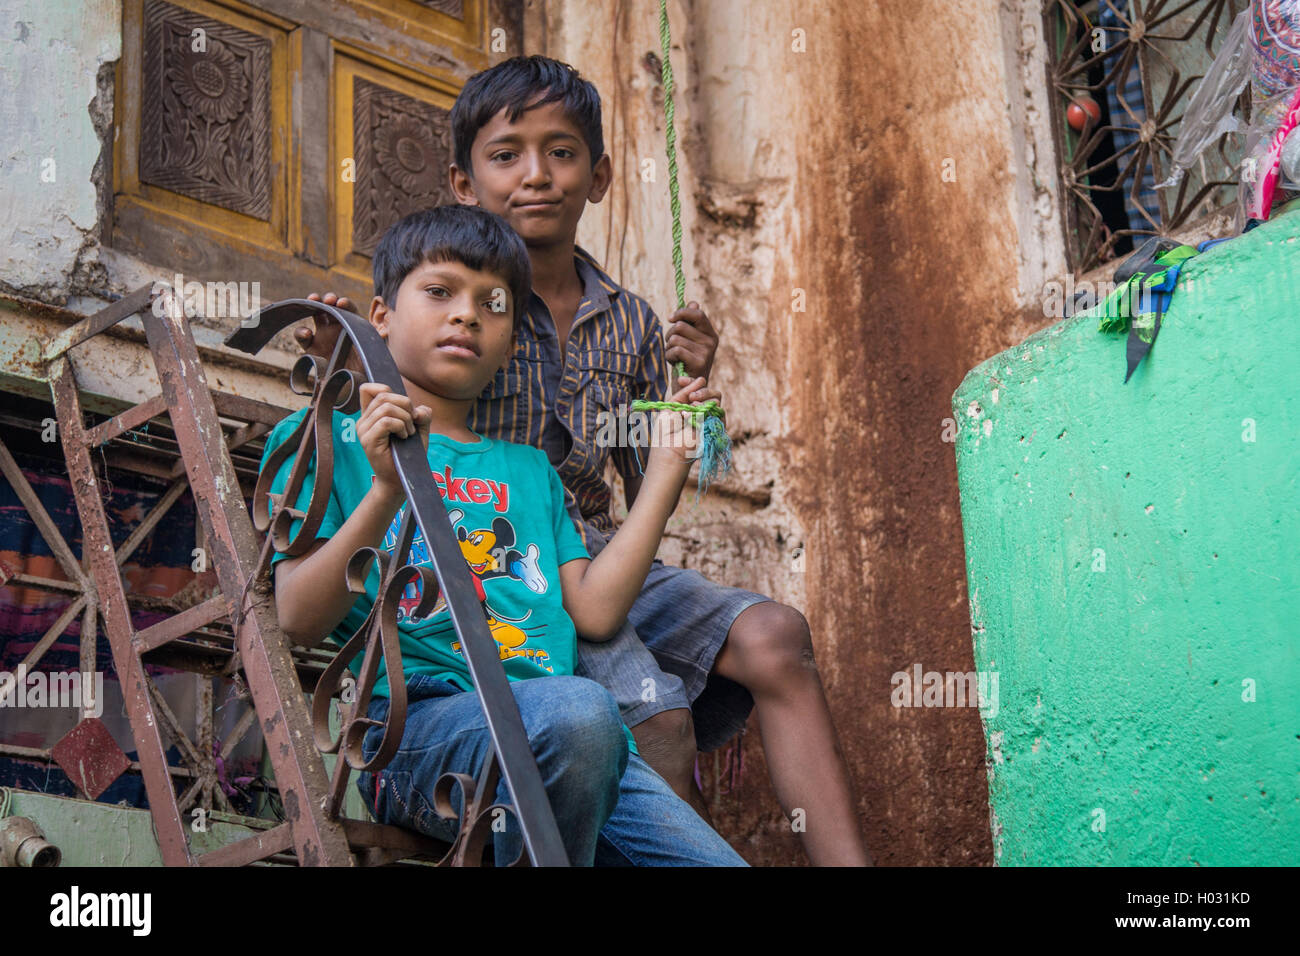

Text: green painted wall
xmin=953 ymin=209 xmax=1300 ymax=865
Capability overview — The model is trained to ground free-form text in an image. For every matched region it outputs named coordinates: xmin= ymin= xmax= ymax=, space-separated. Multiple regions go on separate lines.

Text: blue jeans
xmin=356 ymin=674 xmax=748 ymax=866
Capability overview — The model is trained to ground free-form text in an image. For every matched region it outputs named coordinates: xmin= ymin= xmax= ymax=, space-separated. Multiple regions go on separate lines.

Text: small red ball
xmin=1067 ymin=96 xmax=1102 ymax=131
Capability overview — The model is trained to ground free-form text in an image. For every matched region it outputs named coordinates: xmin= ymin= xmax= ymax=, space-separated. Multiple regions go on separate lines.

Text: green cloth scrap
xmin=1082 ymin=244 xmax=1200 ymax=334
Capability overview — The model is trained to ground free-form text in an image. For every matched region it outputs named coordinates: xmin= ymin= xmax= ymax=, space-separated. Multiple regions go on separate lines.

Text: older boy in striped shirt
xmin=302 ymin=56 xmax=869 ymax=866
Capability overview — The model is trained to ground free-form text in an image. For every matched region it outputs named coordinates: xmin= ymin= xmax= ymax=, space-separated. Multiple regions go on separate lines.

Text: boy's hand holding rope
xmin=664 ymin=300 xmax=719 ymax=388
xmin=634 ymin=374 xmax=727 ymax=494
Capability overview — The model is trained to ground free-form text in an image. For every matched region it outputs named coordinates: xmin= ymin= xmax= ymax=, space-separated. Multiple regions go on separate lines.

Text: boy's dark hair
xmin=451 ymin=55 xmax=603 ymax=176
xmin=372 ymin=205 xmax=532 ymax=330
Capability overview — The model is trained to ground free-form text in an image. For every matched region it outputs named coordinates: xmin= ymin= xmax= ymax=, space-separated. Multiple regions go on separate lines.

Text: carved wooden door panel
xmin=112 ymin=0 xmax=523 ymax=307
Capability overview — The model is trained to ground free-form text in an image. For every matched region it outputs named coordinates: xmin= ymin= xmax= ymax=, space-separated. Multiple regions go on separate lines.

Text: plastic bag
xmin=1156 ymin=10 xmax=1253 ymax=190
xmin=1240 ymin=0 xmax=1300 ymax=218
xmin=1283 ymin=123 xmax=1300 ymax=184
xmin=1240 ymin=85 xmax=1300 ymax=218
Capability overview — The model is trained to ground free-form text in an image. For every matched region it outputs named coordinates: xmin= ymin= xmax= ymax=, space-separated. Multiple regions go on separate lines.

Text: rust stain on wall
xmin=691 ymin=1 xmax=1054 ymax=866
xmin=555 ymin=0 xmax=1063 ymax=865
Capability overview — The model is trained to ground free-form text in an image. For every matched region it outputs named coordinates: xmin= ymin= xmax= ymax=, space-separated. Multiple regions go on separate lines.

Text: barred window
xmin=1044 ymin=0 xmax=1250 ymax=272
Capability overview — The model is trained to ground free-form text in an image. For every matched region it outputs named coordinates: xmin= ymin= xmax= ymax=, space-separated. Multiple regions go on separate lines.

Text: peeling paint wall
xmin=996 ymin=0 xmax=1067 ymax=304
xmin=542 ymin=0 xmax=1067 ymax=864
xmin=0 ymin=0 xmax=121 ymax=302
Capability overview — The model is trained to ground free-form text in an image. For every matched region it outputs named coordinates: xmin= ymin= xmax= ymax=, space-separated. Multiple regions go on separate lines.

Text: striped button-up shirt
xmin=468 ymin=248 xmax=670 ymax=548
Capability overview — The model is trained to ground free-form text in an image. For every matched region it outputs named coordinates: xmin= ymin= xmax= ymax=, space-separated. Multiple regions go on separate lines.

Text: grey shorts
xmin=575 ymin=556 xmax=769 ymax=753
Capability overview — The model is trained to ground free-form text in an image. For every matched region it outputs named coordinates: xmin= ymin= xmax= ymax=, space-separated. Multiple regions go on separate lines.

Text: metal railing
xmin=225 ymin=299 xmax=568 ymax=866
xmin=0 ymin=283 xmax=567 ymax=865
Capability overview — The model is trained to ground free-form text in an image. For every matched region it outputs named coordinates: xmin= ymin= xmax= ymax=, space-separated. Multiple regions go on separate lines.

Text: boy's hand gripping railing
xmin=226 ymin=300 xmax=568 ymax=867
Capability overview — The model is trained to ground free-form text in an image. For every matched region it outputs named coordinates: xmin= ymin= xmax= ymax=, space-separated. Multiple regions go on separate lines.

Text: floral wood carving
xmin=352 ymin=77 xmax=454 ymax=258
xmin=140 ymin=0 xmax=272 ymax=220
xmin=414 ymin=0 xmax=465 ymax=19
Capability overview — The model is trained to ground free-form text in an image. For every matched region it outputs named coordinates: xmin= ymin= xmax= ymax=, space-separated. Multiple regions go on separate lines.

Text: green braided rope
xmin=632 ymin=398 xmax=724 ymax=422
xmin=659 ymin=0 xmax=686 ymax=331
xmin=626 ymin=0 xmax=730 ymax=501
xmin=634 ymin=0 xmax=722 ymax=421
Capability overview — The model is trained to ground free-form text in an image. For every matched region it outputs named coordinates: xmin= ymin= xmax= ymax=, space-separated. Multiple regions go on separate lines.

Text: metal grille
xmin=1045 ymin=0 xmax=1251 ymax=271
xmin=0 ymin=285 xmax=567 ymax=866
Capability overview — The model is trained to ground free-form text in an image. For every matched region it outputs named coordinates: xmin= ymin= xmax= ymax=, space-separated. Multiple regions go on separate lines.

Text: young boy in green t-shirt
xmin=264 ymin=204 xmax=744 ymax=865
xmin=300 ymin=56 xmax=869 ymax=866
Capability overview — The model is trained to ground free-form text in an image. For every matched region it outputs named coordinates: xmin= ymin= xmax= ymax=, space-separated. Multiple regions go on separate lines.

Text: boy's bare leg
xmin=712 ymin=602 xmax=871 ymax=866
xmin=631 ymin=709 xmax=714 ymax=826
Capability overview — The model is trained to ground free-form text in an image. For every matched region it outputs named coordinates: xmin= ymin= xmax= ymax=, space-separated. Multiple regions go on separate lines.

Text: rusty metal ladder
xmin=38 ymin=285 xmax=564 ymax=865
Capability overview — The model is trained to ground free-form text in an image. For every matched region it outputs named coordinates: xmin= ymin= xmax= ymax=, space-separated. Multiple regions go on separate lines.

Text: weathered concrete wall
xmin=542 ymin=0 xmax=1067 ymax=864
xmin=0 ymin=0 xmax=120 ymax=302
xmin=954 ymin=209 xmax=1300 ymax=865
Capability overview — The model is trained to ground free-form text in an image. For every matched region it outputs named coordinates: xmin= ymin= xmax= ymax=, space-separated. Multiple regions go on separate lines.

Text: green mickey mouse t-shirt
xmin=260 ymin=407 xmax=590 ymax=699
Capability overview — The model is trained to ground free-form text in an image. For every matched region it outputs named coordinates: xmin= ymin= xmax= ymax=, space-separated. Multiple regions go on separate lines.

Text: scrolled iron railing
xmin=225 ymin=299 xmax=568 ymax=867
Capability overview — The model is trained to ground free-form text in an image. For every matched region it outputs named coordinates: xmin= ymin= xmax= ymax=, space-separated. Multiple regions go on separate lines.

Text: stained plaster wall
xmin=540 ymin=0 xmax=1068 ymax=864
xmin=1 ymin=0 xmax=120 ymax=303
